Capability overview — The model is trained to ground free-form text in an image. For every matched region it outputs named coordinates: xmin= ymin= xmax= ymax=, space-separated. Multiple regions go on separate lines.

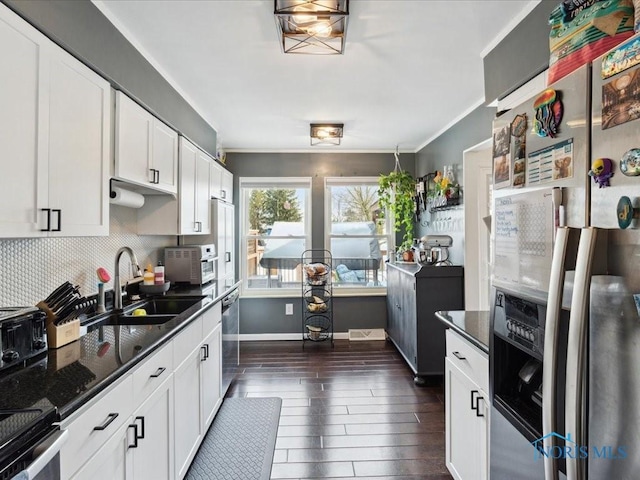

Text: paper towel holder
xmin=109 ymin=179 xmax=145 ymax=208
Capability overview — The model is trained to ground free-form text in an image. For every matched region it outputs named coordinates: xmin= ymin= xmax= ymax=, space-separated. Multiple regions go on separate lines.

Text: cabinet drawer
xmin=60 ymin=375 xmax=133 ymax=480
xmin=132 ymin=340 xmax=173 ymax=405
xmin=446 ymin=329 xmax=488 ymax=393
xmin=173 ymin=316 xmax=203 ymax=368
xmin=202 ymin=302 xmax=221 ymax=335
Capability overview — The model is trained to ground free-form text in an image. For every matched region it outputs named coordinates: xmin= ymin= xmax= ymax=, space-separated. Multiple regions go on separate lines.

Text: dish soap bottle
xmin=154 ymin=261 xmax=165 ymax=285
xmin=143 ymin=264 xmax=154 ymax=286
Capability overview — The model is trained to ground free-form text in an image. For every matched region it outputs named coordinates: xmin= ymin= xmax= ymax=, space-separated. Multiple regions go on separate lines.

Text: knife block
xmin=37 ymin=301 xmax=80 ymax=349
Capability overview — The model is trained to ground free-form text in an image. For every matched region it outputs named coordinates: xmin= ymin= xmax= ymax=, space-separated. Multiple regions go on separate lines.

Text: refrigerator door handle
xmin=566 ymin=227 xmax=598 ymax=480
xmin=543 ymin=226 xmax=570 ymax=480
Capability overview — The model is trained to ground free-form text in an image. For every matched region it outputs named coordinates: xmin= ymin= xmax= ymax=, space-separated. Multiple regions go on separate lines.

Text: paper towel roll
xmin=110 ymin=186 xmax=145 ymax=208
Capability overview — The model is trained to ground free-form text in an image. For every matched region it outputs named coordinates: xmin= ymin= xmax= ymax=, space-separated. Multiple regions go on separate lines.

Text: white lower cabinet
xmin=445 ymin=330 xmax=489 ymax=480
xmin=62 ymin=304 xmax=223 ymax=480
xmin=130 ymin=374 xmax=174 ymax=480
xmin=174 ymin=344 xmax=204 ymax=479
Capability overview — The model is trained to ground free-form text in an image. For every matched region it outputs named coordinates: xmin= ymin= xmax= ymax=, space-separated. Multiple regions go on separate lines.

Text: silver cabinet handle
xmin=40 ymin=208 xmax=51 ymax=231
xmin=52 ymin=209 xmax=62 ymax=231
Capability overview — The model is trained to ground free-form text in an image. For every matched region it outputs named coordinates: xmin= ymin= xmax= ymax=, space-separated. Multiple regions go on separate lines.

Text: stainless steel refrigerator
xmin=489 ymin=39 xmax=640 ymax=480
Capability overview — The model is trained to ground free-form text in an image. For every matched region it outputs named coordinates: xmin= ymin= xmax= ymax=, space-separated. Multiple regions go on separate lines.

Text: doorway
xmin=463 ymin=139 xmax=492 ymax=311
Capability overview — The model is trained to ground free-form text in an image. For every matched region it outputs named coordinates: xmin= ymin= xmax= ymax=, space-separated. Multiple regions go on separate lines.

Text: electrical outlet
xmin=285 ymin=303 xmax=293 ymax=315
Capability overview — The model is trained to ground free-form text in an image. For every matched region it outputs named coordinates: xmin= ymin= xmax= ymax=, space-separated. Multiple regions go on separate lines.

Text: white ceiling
xmin=94 ymin=0 xmax=539 ymax=153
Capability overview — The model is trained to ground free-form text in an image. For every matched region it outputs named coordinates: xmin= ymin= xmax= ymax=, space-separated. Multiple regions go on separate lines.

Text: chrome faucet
xmin=113 ymin=246 xmax=142 ymax=310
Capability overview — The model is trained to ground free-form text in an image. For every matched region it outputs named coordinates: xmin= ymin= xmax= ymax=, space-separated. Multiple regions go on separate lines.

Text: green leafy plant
xmin=378 ymin=170 xmax=415 ymax=252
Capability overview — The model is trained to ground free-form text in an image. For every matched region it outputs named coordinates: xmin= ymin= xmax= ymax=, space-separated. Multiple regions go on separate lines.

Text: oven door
xmin=9 ymin=429 xmax=67 ymax=480
xmin=201 ymin=257 xmax=216 ymax=284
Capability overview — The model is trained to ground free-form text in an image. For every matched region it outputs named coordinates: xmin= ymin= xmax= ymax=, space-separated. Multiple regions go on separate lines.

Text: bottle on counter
xmin=154 ymin=261 xmax=165 ymax=285
xmin=143 ymin=264 xmax=154 ymax=285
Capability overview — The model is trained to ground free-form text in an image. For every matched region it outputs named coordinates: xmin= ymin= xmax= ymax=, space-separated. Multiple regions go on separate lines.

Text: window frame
xmin=324 ymin=176 xmax=392 ymax=295
xmin=239 ymin=177 xmax=312 ymax=297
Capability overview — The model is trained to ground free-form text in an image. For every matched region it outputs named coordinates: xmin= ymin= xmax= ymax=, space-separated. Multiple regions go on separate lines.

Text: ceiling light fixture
xmin=310 ymin=123 xmax=343 ymax=146
xmin=274 ymin=1 xmax=349 ymax=55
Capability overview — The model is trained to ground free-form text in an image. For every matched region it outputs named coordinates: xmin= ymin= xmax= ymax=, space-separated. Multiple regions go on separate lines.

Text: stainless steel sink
xmin=124 ymin=297 xmax=203 ymax=316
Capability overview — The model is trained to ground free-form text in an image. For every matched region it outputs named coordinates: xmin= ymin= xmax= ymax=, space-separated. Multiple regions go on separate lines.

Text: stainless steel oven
xmin=0 ymin=406 xmax=66 ymax=480
xmin=165 ymin=244 xmax=217 ymax=285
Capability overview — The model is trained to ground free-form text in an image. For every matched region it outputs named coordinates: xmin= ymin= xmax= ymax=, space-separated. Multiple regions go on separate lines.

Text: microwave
xmin=165 ymin=245 xmax=216 ymax=285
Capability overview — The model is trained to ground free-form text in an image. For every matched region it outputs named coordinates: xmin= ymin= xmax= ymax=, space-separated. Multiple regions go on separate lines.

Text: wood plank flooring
xmin=226 ymin=339 xmax=453 ymax=479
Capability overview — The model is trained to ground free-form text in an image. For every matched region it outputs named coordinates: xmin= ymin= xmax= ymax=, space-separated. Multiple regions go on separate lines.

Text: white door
xmin=131 ymin=375 xmax=174 ymax=480
xmin=201 ymin=323 xmax=222 ymax=429
xmin=210 ymin=161 xmax=223 ymax=200
xmin=463 ymin=141 xmax=492 ymax=310
xmin=445 ymin=358 xmax=483 ymax=480
xmin=195 ymin=150 xmax=211 ymax=234
xmin=179 ymin=137 xmax=198 ymax=235
xmin=70 ymin=423 xmax=132 ymax=480
xmin=0 ymin=7 xmax=48 ymax=237
xmin=115 ymin=92 xmax=153 ymax=187
xmin=223 ymin=202 xmax=235 ymax=283
xmin=152 ymin=119 xmax=178 ymax=195
xmin=220 ymin=169 xmax=233 ymax=203
xmin=47 ymin=47 xmax=110 ymax=236
xmin=173 ymin=347 xmax=203 ymax=479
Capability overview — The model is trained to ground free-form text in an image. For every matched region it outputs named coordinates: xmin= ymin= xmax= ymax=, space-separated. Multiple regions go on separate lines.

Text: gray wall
xmin=226 ymin=151 xmax=415 ymax=334
xmin=415 ymin=104 xmax=496 ymax=265
xmin=483 ymin=0 xmax=557 ymax=102
xmin=3 ymin=0 xmax=217 ymax=156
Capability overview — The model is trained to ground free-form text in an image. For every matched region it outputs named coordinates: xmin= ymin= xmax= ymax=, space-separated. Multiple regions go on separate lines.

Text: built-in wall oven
xmin=490 ymin=289 xmax=569 ymax=480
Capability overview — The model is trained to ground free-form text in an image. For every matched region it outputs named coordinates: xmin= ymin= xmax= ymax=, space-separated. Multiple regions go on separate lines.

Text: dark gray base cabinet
xmin=386 ymin=263 xmax=464 ymax=378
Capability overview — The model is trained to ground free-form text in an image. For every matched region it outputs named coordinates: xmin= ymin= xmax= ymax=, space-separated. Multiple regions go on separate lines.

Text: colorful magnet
xmin=589 ymin=158 xmax=614 ymax=188
xmin=620 ymin=148 xmax=640 ymax=177
xmin=617 ymin=196 xmax=639 ymax=229
xmin=533 ymin=89 xmax=563 ymax=138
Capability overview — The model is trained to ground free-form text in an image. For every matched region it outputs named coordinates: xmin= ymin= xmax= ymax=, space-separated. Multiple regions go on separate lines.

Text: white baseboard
xmin=239 ymin=332 xmax=350 ymax=341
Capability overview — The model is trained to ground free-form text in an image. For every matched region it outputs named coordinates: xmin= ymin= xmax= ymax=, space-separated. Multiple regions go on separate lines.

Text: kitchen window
xmin=239 ymin=177 xmax=311 ymax=296
xmin=325 ymin=177 xmax=391 ymax=292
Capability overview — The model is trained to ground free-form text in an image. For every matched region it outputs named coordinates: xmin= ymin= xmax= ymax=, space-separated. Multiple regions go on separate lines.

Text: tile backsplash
xmin=0 ymin=205 xmax=176 ymax=306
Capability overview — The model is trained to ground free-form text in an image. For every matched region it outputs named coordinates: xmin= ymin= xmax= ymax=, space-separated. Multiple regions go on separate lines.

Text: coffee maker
xmin=415 ymin=235 xmax=453 ymax=266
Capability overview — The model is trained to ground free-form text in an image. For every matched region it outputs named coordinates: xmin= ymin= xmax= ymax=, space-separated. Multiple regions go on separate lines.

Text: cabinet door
xmin=386 ymin=267 xmax=400 ymax=344
xmin=398 ymin=273 xmax=418 ymax=371
xmin=115 ymin=92 xmax=153 ymax=187
xmin=445 ymin=358 xmax=485 ymax=480
xmin=210 ymin=161 xmax=223 ymax=200
xmin=70 ymin=422 xmax=132 ymax=480
xmin=152 ymin=119 xmax=178 ymax=195
xmin=195 ymin=150 xmax=211 ymax=234
xmin=130 ymin=374 xmax=174 ymax=480
xmin=179 ymin=137 xmax=198 ymax=235
xmin=220 ymin=168 xmax=233 ymax=203
xmin=223 ymin=202 xmax=235 ymax=282
xmin=0 ymin=5 xmax=48 ymax=238
xmin=174 ymin=346 xmax=203 ymax=479
xmin=202 ymin=322 xmax=222 ymax=429
xmin=47 ymin=47 xmax=110 ymax=236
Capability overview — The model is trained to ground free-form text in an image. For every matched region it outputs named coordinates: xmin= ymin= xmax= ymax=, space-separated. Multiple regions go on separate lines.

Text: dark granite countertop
xmin=0 ymin=281 xmax=241 ymax=421
xmin=435 ymin=310 xmax=490 ymax=354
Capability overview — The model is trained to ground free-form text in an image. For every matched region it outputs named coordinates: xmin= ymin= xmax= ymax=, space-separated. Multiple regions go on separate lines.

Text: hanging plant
xmin=378 ymin=151 xmax=415 ymax=252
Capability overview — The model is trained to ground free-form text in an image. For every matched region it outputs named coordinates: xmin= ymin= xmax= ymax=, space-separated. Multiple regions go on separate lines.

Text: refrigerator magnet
xmin=533 ymin=89 xmax=563 ymax=138
xmin=589 ymin=158 xmax=614 ymax=188
xmin=620 ymin=148 xmax=640 ymax=176
xmin=617 ymin=196 xmax=639 ymax=229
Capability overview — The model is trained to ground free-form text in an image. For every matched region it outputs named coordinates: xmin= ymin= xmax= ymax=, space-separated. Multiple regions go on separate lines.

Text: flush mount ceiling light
xmin=310 ymin=123 xmax=343 ymax=146
xmin=274 ymin=1 xmax=349 ymax=55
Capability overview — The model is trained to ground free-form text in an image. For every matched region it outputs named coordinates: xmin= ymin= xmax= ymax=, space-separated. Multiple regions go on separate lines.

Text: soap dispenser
xmin=143 ymin=264 xmax=154 ymax=285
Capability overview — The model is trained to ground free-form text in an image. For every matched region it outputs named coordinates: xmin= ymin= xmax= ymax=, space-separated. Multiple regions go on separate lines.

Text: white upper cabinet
xmin=0 ymin=5 xmax=110 ymax=238
xmin=137 ymin=136 xmax=210 ymax=235
xmin=115 ymin=91 xmax=178 ymax=195
xmin=210 ymin=160 xmax=233 ymax=203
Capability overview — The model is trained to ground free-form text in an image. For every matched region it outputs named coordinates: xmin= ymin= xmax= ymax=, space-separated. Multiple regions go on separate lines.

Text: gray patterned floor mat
xmin=185 ymin=397 xmax=282 ymax=480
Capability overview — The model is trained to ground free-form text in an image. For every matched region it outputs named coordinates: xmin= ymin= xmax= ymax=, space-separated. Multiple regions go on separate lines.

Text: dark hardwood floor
xmin=226 ymin=339 xmax=453 ymax=479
